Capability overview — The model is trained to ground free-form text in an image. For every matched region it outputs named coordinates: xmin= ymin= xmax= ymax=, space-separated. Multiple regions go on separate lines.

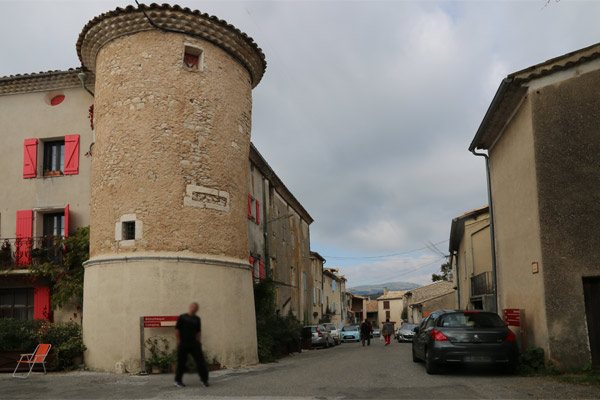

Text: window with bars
xmin=122 ymin=221 xmax=136 ymax=240
xmin=0 ymin=288 xmax=34 ymax=320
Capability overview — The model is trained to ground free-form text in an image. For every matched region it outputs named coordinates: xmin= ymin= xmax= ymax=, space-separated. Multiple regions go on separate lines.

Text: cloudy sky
xmin=2 ymin=0 xmax=599 ymax=287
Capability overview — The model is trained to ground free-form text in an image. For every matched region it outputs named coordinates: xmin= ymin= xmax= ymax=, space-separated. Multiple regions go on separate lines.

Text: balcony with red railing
xmin=0 ymin=237 xmax=65 ymax=270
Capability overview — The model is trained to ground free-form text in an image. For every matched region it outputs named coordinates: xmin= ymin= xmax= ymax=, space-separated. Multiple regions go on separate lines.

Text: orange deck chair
xmin=12 ymin=344 xmax=52 ymax=378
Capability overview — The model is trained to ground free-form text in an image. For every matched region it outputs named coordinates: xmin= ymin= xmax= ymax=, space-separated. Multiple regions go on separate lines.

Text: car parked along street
xmin=397 ymin=323 xmax=417 ymax=342
xmin=412 ymin=310 xmax=519 ymax=375
xmin=341 ymin=325 xmax=361 ymax=342
xmin=303 ymin=325 xmax=336 ymax=348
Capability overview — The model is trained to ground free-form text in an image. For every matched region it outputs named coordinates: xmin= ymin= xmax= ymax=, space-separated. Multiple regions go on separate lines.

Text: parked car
xmin=323 ymin=323 xmax=341 ymax=345
xmin=396 ymin=323 xmax=417 ymax=342
xmin=412 ymin=310 xmax=519 ymax=374
xmin=341 ymin=325 xmax=361 ymax=342
xmin=303 ymin=325 xmax=335 ymax=348
xmin=371 ymin=328 xmax=381 ymax=338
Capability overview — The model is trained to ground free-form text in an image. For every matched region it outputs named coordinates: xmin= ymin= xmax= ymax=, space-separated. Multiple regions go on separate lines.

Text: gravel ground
xmin=1 ymin=339 xmax=598 ymax=399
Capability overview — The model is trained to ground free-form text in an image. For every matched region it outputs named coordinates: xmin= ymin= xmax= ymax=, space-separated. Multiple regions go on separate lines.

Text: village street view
xmin=0 ymin=1 xmax=599 ymax=399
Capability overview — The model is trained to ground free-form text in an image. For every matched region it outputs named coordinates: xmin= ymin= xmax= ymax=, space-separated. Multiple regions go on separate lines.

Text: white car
xmin=323 ymin=323 xmax=341 ymax=345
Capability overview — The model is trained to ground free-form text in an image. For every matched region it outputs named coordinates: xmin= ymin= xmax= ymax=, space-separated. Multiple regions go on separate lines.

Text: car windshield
xmin=342 ymin=326 xmax=358 ymax=332
xmin=438 ymin=312 xmax=505 ymax=328
xmin=324 ymin=324 xmax=336 ymax=330
xmin=401 ymin=324 xmax=417 ymax=330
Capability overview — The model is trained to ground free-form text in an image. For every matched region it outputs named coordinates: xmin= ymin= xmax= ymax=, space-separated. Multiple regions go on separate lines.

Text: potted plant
xmin=208 ymin=356 xmax=221 ymax=372
xmin=30 ymin=247 xmax=48 ymax=266
xmin=145 ymin=336 xmax=176 ymax=374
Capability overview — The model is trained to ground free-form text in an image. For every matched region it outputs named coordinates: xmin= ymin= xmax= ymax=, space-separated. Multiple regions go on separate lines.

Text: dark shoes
xmin=202 ymin=381 xmax=210 ymax=387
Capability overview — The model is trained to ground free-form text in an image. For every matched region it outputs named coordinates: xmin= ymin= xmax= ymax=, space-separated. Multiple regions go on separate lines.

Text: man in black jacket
xmin=174 ymin=302 xmax=209 ymax=388
xmin=360 ymin=319 xmax=373 ymax=346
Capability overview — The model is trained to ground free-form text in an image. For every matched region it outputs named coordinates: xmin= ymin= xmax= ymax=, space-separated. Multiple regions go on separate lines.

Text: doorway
xmin=583 ymin=277 xmax=600 ymax=368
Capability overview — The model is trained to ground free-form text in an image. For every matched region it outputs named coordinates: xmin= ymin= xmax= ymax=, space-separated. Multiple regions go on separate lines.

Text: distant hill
xmin=349 ymin=282 xmax=421 ymax=297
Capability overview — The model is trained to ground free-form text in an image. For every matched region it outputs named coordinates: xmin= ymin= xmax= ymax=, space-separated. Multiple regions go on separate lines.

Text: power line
xmin=322 ymin=239 xmax=449 ymax=260
xmin=349 ymin=257 xmax=446 ymax=287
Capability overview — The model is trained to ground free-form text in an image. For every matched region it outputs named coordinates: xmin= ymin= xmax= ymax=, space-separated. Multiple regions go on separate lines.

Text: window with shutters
xmin=386 ymin=310 xmax=391 ymax=319
xmin=383 ymin=301 xmax=390 ymax=309
xmin=247 ymin=194 xmax=260 ymax=225
xmin=183 ymin=45 xmax=203 ymax=71
xmin=43 ymin=140 xmax=64 ymax=176
xmin=0 ymin=288 xmax=34 ymax=320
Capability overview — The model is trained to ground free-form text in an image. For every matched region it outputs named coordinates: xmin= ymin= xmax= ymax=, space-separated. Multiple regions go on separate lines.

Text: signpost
xmin=503 ymin=309 xmax=527 ymax=350
xmin=140 ymin=316 xmax=178 ymax=373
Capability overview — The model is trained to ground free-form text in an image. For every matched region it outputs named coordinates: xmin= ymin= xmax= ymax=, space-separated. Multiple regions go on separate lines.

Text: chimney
xmin=383 ymin=287 xmax=388 ymax=295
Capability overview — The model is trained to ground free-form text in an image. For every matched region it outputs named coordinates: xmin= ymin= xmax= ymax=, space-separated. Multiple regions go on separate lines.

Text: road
xmin=1 ymin=339 xmax=598 ymax=399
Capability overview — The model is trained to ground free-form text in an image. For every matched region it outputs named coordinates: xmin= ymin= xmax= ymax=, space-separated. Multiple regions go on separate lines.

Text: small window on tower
xmin=122 ymin=221 xmax=136 ymax=241
xmin=183 ymin=45 xmax=203 ymax=71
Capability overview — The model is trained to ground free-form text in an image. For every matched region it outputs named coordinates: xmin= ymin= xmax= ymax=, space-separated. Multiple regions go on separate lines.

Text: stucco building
xmin=469 ymin=43 xmax=600 ymax=369
xmin=449 ymin=206 xmax=494 ymax=311
xmin=347 ymin=293 xmax=367 ymax=325
xmin=377 ymin=288 xmax=406 ymax=328
xmin=403 ymin=281 xmax=456 ymax=324
xmin=322 ymin=268 xmax=346 ymax=326
xmin=0 ymin=4 xmax=319 ymax=372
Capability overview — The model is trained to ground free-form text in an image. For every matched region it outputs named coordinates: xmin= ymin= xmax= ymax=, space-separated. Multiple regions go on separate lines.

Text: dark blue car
xmin=412 ymin=310 xmax=519 ymax=374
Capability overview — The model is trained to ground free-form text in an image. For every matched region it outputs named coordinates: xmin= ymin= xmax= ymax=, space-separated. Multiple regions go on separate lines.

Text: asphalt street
xmin=1 ymin=339 xmax=598 ymax=399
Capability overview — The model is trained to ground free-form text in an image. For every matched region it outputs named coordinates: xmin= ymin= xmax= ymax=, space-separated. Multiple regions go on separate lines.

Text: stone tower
xmin=77 ymin=4 xmax=266 ymax=371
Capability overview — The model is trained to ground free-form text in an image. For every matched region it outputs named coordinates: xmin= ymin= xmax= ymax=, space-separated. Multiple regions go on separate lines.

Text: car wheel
xmin=425 ymin=348 xmax=439 ymax=375
xmin=412 ymin=344 xmax=421 ymax=363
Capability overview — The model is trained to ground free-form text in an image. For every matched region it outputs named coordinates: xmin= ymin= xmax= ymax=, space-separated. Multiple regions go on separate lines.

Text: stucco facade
xmin=403 ymin=281 xmax=456 ymax=324
xmin=377 ymin=289 xmax=406 ymax=328
xmin=322 ymin=268 xmax=346 ymax=326
xmin=449 ymin=207 xmax=494 ymax=311
xmin=470 ymin=43 xmax=600 ymax=368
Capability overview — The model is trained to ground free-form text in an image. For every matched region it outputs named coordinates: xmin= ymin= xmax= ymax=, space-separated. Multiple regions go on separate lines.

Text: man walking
xmin=360 ymin=318 xmax=372 ymax=346
xmin=382 ymin=318 xmax=394 ymax=346
xmin=174 ymin=302 xmax=209 ymax=388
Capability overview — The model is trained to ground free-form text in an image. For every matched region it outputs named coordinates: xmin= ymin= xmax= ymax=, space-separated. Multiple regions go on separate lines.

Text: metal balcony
xmin=0 ymin=237 xmax=64 ymax=269
xmin=471 ymin=271 xmax=493 ymax=297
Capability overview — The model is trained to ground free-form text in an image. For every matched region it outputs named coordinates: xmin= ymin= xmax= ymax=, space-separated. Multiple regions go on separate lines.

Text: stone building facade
xmin=0 ymin=4 xmax=321 ymax=372
xmin=469 ymin=42 xmax=600 ymax=369
xmin=322 ymin=268 xmax=346 ymax=326
xmin=377 ymin=288 xmax=406 ymax=328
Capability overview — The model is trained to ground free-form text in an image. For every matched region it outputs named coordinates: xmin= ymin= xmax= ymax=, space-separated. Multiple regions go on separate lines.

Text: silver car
xmin=323 ymin=323 xmax=341 ymax=345
xmin=303 ymin=325 xmax=335 ymax=348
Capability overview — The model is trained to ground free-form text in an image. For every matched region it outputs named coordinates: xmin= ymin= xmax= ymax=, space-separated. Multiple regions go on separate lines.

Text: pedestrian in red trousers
xmin=382 ymin=318 xmax=394 ymax=346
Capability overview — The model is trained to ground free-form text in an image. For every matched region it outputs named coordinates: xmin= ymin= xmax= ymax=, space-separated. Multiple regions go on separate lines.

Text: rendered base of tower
xmin=82 ymin=255 xmax=258 ymax=372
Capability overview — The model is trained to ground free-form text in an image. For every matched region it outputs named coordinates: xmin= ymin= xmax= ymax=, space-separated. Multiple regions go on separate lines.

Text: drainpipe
xmin=77 ymin=72 xmax=94 ymax=98
xmin=452 ymin=251 xmax=460 ymax=309
xmin=470 ymin=151 xmax=498 ymax=314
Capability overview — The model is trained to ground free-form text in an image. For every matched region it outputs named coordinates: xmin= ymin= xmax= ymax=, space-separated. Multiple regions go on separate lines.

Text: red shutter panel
xmin=23 ymin=139 xmax=38 ymax=178
xmin=15 ymin=210 xmax=33 ymax=266
xmin=33 ymin=286 xmax=52 ymax=321
xmin=259 ymin=260 xmax=265 ymax=280
xmin=247 ymin=194 xmax=252 ymax=219
xmin=64 ymin=204 xmax=69 ymax=238
xmin=256 ymin=200 xmax=260 ymax=225
xmin=249 ymin=256 xmax=254 ymax=279
xmin=64 ymin=134 xmax=80 ymax=175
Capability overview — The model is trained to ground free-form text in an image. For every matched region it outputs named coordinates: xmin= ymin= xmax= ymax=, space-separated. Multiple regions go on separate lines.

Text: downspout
xmin=470 ymin=151 xmax=498 ymax=314
xmin=77 ymin=72 xmax=94 ymax=98
xmin=452 ymin=251 xmax=460 ymax=309
xmin=470 ymin=223 xmax=490 ymax=276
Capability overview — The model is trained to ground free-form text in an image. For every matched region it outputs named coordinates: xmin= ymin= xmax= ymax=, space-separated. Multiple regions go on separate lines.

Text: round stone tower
xmin=77 ymin=4 xmax=266 ymax=371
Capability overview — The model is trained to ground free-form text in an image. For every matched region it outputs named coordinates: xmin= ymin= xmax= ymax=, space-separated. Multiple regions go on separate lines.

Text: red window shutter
xmin=248 ymin=194 xmax=253 ymax=219
xmin=64 ymin=134 xmax=80 ymax=175
xmin=64 ymin=204 xmax=69 ymax=238
xmin=256 ymin=200 xmax=260 ymax=225
xmin=15 ymin=210 xmax=33 ymax=266
xmin=259 ymin=260 xmax=265 ymax=280
xmin=33 ymin=286 xmax=52 ymax=321
xmin=23 ymin=139 xmax=38 ymax=178
xmin=249 ymin=256 xmax=254 ymax=278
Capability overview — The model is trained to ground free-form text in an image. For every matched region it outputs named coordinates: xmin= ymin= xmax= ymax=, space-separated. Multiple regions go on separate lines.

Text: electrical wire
xmin=321 ymin=239 xmax=449 ymax=260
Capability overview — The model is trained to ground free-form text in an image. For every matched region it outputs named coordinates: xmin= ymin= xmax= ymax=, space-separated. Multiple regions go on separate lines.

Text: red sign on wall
xmin=503 ymin=309 xmax=521 ymax=327
xmin=143 ymin=316 xmax=178 ymax=328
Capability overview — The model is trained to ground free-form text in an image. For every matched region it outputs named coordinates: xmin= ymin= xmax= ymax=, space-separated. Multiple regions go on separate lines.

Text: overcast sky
xmin=2 ymin=0 xmax=599 ymax=287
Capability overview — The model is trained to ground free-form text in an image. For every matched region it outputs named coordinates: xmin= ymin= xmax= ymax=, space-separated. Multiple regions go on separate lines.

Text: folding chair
xmin=12 ymin=344 xmax=52 ymax=378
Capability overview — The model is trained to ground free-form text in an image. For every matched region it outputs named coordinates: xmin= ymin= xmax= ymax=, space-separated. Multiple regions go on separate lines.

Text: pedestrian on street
xmin=382 ymin=319 xmax=394 ymax=346
xmin=360 ymin=319 xmax=372 ymax=346
xmin=174 ymin=302 xmax=209 ymax=388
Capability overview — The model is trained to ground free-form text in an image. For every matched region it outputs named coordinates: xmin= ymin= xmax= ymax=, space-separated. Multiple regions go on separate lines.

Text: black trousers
xmin=175 ymin=341 xmax=209 ymax=383
xmin=361 ymin=333 xmax=370 ymax=346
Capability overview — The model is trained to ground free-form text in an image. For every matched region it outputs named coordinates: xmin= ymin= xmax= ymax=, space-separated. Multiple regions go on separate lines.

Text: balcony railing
xmin=0 ymin=237 xmax=64 ymax=269
xmin=471 ymin=271 xmax=493 ymax=297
